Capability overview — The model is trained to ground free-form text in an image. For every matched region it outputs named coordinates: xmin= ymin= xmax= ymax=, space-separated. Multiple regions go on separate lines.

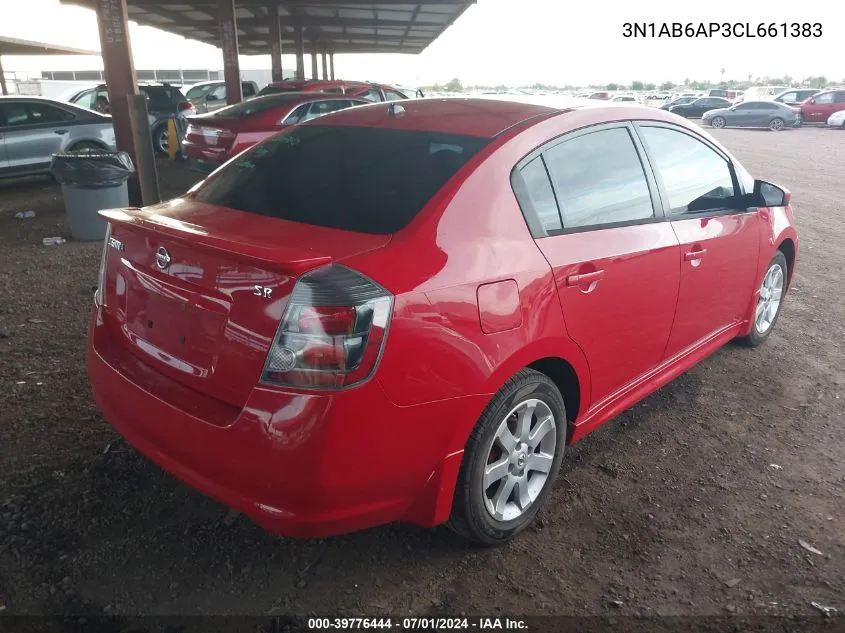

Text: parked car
xmin=799 ymin=89 xmax=845 ymax=123
xmin=610 ymin=95 xmax=637 ymax=103
xmin=183 ymin=92 xmax=369 ymax=170
xmin=827 ymin=109 xmax=845 ymax=128
xmin=0 ymin=96 xmax=116 ymax=180
xmin=702 ymin=100 xmax=801 ymax=130
xmin=660 ymin=96 xmax=696 ymax=111
xmin=587 ymin=91 xmax=610 ymax=100
xmin=669 ymin=97 xmax=732 ymax=118
xmin=738 ymin=86 xmax=790 ymax=102
xmin=88 ymin=99 xmax=797 ymax=545
xmin=257 ymin=80 xmax=411 ymax=102
xmin=185 ymin=80 xmax=260 ymax=114
xmin=772 ymin=88 xmax=819 ymax=106
xmin=67 ymin=82 xmax=194 ymax=155
xmin=707 ymin=89 xmax=739 ymax=100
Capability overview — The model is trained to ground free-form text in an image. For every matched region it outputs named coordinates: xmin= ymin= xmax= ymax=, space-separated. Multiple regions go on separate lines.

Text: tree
xmin=605 ymin=83 xmax=619 ymax=91
xmin=444 ymin=78 xmax=463 ymax=92
xmin=660 ymin=81 xmax=675 ymax=90
xmin=645 ymin=82 xmax=656 ymax=91
xmin=631 ymin=80 xmax=644 ymax=91
xmin=720 ymin=67 xmax=726 ymax=84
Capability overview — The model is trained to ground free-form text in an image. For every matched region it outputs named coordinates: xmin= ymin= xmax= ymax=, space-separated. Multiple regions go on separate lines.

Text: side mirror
xmin=753 ymin=180 xmax=789 ymax=207
xmin=808 ymin=98 xmax=816 ymax=104
xmin=206 ymin=94 xmax=220 ymax=102
xmin=729 ymin=106 xmax=737 ymax=111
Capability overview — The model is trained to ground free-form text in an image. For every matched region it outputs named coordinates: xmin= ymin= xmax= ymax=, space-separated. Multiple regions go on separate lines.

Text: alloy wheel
xmin=769 ymin=118 xmax=784 ymax=131
xmin=712 ymin=117 xmax=726 ymax=129
xmin=483 ymin=398 xmax=556 ymax=522
xmin=755 ymin=263 xmax=784 ymax=334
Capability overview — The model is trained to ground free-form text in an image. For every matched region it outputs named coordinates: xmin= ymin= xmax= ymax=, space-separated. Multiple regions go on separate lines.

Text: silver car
xmin=0 ymin=96 xmax=116 ymax=179
xmin=702 ymin=100 xmax=801 ymax=131
xmin=185 ymin=80 xmax=259 ymax=114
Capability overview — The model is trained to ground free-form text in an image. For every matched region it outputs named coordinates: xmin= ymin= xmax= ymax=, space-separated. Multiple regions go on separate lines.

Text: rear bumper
xmin=182 ymin=139 xmax=229 ymax=165
xmin=86 ymin=304 xmax=475 ymax=537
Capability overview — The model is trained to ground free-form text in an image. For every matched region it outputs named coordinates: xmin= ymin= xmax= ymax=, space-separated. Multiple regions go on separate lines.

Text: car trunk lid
xmin=98 ymin=198 xmax=391 ymax=407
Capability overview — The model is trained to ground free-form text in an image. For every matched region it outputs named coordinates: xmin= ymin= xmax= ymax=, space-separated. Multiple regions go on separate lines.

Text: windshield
xmin=209 ymin=94 xmax=302 ymax=118
xmin=186 ymin=84 xmax=216 ymax=100
xmin=194 ymin=125 xmax=490 ymax=234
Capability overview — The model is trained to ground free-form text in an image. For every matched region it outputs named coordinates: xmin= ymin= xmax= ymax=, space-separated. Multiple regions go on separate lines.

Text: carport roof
xmin=0 ymin=35 xmax=98 ymax=56
xmin=60 ymin=1 xmax=475 ymax=55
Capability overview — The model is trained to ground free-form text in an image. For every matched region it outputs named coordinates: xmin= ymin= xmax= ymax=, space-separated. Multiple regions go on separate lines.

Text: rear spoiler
xmin=99 ymin=207 xmax=333 ymax=273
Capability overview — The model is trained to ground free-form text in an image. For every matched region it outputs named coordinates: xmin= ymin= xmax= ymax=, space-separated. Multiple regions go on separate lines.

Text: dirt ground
xmin=0 ymin=129 xmax=843 ymax=623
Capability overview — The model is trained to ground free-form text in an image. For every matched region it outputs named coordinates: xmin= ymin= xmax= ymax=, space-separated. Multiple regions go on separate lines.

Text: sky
xmin=1 ymin=0 xmax=842 ymax=87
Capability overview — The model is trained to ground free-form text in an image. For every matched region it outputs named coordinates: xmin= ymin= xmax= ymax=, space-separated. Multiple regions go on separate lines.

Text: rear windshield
xmin=142 ymin=86 xmax=184 ymax=105
xmin=258 ymin=85 xmax=300 ymax=96
xmin=209 ymin=94 xmax=301 ymax=117
xmin=186 ymin=84 xmax=215 ymax=100
xmin=194 ymin=125 xmax=490 ymax=234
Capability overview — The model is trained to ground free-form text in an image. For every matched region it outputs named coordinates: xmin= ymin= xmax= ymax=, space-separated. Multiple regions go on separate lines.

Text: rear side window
xmin=142 ymin=86 xmax=182 ymax=105
xmin=517 ymin=157 xmax=561 ymax=232
xmin=195 ymin=126 xmax=490 ymax=234
xmin=639 ymin=126 xmax=736 ymax=215
xmin=259 ymin=85 xmax=299 ymax=96
xmin=543 ymin=127 xmax=654 ymax=229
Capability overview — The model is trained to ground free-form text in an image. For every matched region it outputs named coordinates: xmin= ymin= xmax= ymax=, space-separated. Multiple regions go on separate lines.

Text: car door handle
xmin=684 ymin=249 xmax=707 ymax=261
xmin=566 ymin=270 xmax=605 ymax=286
xmin=54 ymin=130 xmax=68 ymax=135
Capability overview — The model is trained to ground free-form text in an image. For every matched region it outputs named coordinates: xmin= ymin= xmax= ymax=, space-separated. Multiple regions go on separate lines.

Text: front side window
xmin=186 ymin=84 xmax=214 ymax=100
xmin=835 ymin=91 xmax=845 ymax=103
xmin=242 ymin=83 xmax=256 ymax=97
xmin=543 ymin=127 xmax=654 ymax=229
xmin=195 ymin=126 xmax=490 ymax=234
xmin=735 ymin=102 xmax=756 ymax=111
xmin=778 ymin=92 xmax=797 ymax=103
xmin=73 ymin=89 xmax=96 ymax=110
xmin=384 ymin=90 xmax=407 ymax=101
xmin=302 ymin=99 xmax=352 ymax=121
xmin=815 ymin=93 xmax=834 ymax=104
xmin=518 ymin=156 xmax=561 ymax=232
xmin=208 ymin=85 xmax=226 ymax=101
xmin=361 ymin=89 xmax=382 ymax=102
xmin=640 ymin=126 xmax=736 ymax=215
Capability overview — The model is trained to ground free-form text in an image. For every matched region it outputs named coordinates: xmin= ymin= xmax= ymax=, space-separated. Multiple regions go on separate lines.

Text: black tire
xmin=69 ymin=141 xmax=105 ymax=152
xmin=448 ymin=368 xmax=567 ymax=545
xmin=152 ymin=124 xmax=168 ymax=155
xmin=736 ymin=250 xmax=788 ymax=347
xmin=769 ymin=117 xmax=785 ymax=131
xmin=711 ymin=116 xmax=726 ymax=129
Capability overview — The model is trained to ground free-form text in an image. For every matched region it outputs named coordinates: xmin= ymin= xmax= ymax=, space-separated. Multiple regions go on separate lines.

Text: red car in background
xmin=257 ymin=79 xmax=413 ymax=102
xmin=799 ymin=88 xmax=845 ymax=123
xmin=182 ymin=92 xmax=369 ymax=169
xmin=88 ymin=100 xmax=797 ymax=545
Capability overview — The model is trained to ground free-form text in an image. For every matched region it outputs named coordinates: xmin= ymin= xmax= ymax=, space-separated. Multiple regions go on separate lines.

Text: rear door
xmin=635 ymin=123 xmax=760 ymax=358
xmin=0 ymin=101 xmax=75 ymax=172
xmin=518 ymin=123 xmax=681 ymax=403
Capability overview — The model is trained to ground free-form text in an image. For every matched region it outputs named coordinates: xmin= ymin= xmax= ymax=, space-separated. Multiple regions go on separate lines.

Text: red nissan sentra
xmin=87 ymin=99 xmax=798 ymax=544
xmin=182 ymin=92 xmax=369 ymax=170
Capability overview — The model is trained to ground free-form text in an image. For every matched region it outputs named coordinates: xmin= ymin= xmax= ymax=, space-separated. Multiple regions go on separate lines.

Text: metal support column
xmin=94 ymin=0 xmax=154 ymax=206
xmin=294 ymin=24 xmax=305 ymax=81
xmin=268 ymin=4 xmax=283 ymax=82
xmin=321 ymin=50 xmax=328 ymax=80
xmin=218 ymin=0 xmax=242 ymax=104
xmin=329 ymin=52 xmax=335 ymax=80
xmin=0 ymin=56 xmax=8 ymax=95
xmin=310 ymin=35 xmax=319 ymax=80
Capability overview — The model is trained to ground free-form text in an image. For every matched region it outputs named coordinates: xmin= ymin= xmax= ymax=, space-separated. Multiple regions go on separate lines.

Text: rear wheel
xmin=711 ymin=116 xmax=726 ymax=129
xmin=70 ymin=141 xmax=105 ymax=151
xmin=737 ymin=251 xmax=788 ymax=347
xmin=769 ymin=117 xmax=785 ymax=131
xmin=448 ymin=369 xmax=566 ymax=545
xmin=152 ymin=124 xmax=169 ymax=155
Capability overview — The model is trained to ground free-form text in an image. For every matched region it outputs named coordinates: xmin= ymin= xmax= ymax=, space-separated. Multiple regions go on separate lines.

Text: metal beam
xmin=293 ymin=23 xmax=305 ymax=80
xmin=121 ymin=0 xmax=472 ymax=5
xmin=309 ymin=34 xmax=318 ymax=80
xmin=329 ymin=51 xmax=335 ymax=80
xmin=218 ymin=0 xmax=242 ymax=104
xmin=166 ymin=16 xmax=448 ymax=30
xmin=268 ymin=3 xmax=283 ymax=81
xmin=321 ymin=48 xmax=328 ymax=80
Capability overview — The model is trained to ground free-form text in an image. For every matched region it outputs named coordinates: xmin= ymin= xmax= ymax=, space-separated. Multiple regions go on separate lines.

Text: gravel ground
xmin=0 ymin=129 xmax=843 ymax=622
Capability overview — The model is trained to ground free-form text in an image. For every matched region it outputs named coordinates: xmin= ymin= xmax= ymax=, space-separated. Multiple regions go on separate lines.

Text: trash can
xmin=50 ymin=150 xmax=135 ymax=241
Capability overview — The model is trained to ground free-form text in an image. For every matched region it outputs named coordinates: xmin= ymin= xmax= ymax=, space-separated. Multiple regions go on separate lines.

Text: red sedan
xmin=182 ymin=92 xmax=369 ymax=169
xmin=88 ymin=99 xmax=798 ymax=544
xmin=257 ymin=79 xmax=412 ymax=102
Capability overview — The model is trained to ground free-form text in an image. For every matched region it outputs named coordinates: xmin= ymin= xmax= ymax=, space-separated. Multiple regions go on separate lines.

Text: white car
xmin=827 ymin=109 xmax=845 ymax=128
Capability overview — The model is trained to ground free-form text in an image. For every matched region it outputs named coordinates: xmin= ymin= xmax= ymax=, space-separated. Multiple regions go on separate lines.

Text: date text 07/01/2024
xmin=623 ymin=22 xmax=822 ymax=38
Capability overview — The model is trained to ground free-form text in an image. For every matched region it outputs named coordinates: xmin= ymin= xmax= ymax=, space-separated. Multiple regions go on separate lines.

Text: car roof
xmin=308 ymin=97 xmax=561 ymax=137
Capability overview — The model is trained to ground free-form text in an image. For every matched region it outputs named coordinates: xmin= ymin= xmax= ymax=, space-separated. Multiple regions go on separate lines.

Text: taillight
xmin=261 ymin=265 xmax=393 ymax=390
xmin=178 ymin=101 xmax=196 ymax=115
xmin=95 ymin=223 xmax=112 ymax=304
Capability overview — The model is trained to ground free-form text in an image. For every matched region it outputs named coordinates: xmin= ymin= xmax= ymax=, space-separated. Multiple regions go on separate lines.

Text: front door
xmin=0 ymin=101 xmax=74 ymax=173
xmin=803 ymin=91 xmax=841 ymax=122
xmin=522 ymin=124 xmax=681 ymax=403
xmin=636 ymin=123 xmax=760 ymax=359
